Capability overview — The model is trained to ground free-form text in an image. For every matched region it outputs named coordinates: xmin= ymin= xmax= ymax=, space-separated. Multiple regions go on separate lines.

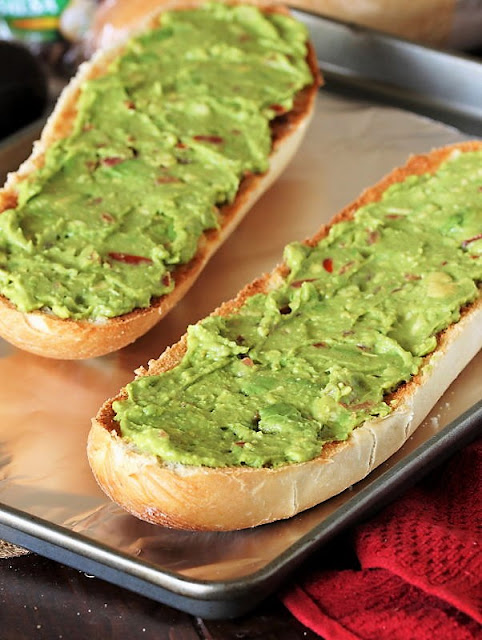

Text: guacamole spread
xmin=0 ymin=3 xmax=312 ymax=319
xmin=113 ymin=150 xmax=482 ymax=468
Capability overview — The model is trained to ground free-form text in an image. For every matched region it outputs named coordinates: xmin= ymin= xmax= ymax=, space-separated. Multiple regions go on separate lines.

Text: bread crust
xmin=0 ymin=1 xmax=321 ymax=360
xmin=88 ymin=140 xmax=482 ymax=530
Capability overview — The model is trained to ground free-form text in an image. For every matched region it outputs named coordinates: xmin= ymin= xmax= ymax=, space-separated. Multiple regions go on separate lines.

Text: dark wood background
xmin=0 ymin=552 xmax=321 ymax=639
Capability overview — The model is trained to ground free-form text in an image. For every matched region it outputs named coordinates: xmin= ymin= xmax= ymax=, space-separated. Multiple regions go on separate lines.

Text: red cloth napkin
xmin=282 ymin=437 xmax=482 ymax=640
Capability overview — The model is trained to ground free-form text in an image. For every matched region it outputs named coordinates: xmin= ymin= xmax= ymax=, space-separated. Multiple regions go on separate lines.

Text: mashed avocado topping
xmin=114 ymin=150 xmax=482 ymax=468
xmin=0 ymin=3 xmax=312 ymax=319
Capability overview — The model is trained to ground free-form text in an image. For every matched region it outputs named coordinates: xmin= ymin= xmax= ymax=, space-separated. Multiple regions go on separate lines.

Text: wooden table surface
xmin=0 ymin=551 xmax=320 ymax=639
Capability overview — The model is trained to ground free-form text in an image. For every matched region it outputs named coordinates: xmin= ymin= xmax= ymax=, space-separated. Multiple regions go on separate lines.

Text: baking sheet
xmin=0 ymin=18 xmax=481 ymax=618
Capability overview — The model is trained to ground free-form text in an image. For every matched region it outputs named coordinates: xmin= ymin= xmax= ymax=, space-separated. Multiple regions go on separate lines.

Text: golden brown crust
xmin=88 ymin=141 xmax=482 ymax=530
xmin=0 ymin=2 xmax=321 ymax=360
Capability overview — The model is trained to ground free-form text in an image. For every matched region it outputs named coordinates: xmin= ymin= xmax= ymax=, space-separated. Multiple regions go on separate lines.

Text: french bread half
xmin=88 ymin=141 xmax=482 ymax=531
xmin=0 ymin=1 xmax=321 ymax=359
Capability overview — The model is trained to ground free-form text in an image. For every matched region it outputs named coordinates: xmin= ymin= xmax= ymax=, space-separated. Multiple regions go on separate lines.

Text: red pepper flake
xmin=108 ymin=252 xmax=152 ymax=265
xmin=386 ymin=214 xmax=403 ymax=220
xmin=339 ymin=260 xmax=355 ymax=275
xmin=341 ymin=401 xmax=373 ymax=411
xmin=85 ymin=160 xmax=98 ymax=172
xmin=366 ymin=230 xmax=379 ymax=245
xmin=124 ymin=100 xmax=136 ymax=110
xmin=193 ymin=135 xmax=224 ymax=144
xmin=404 ymin=273 xmax=421 ymax=281
xmin=101 ymin=212 xmax=115 ymax=223
xmin=162 ymin=274 xmax=171 ymax=287
xmin=313 ymin=342 xmax=327 ymax=348
xmin=241 ymin=357 xmax=254 ymax=367
xmin=176 ymin=142 xmax=188 ymax=149
xmin=323 ymin=258 xmax=334 ymax=273
xmin=270 ymin=104 xmax=286 ymax=114
xmin=462 ymin=233 xmax=482 ymax=248
xmin=291 ymin=278 xmax=316 ymax=288
xmin=102 ymin=157 xmax=124 ymax=167
xmin=156 ymin=175 xmax=180 ymax=184
xmin=235 ymin=441 xmax=246 ymax=447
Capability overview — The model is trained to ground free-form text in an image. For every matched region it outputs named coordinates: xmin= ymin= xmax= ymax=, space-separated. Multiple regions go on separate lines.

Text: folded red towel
xmin=283 ymin=437 xmax=482 ymax=640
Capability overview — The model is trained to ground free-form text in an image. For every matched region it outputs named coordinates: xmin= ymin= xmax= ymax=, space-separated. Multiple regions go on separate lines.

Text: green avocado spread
xmin=0 ymin=3 xmax=312 ymax=319
xmin=113 ymin=150 xmax=482 ymax=468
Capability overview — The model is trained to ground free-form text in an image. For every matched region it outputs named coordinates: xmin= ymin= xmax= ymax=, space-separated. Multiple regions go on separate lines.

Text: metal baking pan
xmin=0 ymin=10 xmax=481 ymax=619
xmin=295 ymin=9 xmax=482 ymax=135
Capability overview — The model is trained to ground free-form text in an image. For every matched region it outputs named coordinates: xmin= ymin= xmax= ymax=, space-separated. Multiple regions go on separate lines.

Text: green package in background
xmin=0 ymin=0 xmax=70 ymax=42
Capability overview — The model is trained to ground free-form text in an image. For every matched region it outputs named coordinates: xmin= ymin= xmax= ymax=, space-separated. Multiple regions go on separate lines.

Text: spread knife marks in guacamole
xmin=114 ymin=150 xmax=482 ymax=468
xmin=0 ymin=3 xmax=313 ymax=319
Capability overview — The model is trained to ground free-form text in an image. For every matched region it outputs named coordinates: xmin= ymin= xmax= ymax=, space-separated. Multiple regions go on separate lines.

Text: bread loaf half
xmin=88 ymin=140 xmax=482 ymax=530
xmin=0 ymin=1 xmax=321 ymax=359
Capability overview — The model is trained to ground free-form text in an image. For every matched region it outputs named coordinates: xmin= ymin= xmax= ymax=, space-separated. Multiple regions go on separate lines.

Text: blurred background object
xmin=0 ymin=0 xmax=97 ymax=102
xmin=289 ymin=0 xmax=482 ymax=49
xmin=0 ymin=40 xmax=47 ymax=140
xmin=0 ymin=0 xmax=481 ymax=142
xmin=87 ymin=0 xmax=482 ymax=53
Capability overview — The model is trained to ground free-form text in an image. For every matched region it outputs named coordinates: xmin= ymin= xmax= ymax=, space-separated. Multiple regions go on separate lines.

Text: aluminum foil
xmin=0 ymin=92 xmax=480 ymax=583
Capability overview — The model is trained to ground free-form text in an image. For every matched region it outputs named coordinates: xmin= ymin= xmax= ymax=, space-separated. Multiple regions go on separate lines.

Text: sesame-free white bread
xmin=88 ymin=141 xmax=482 ymax=530
xmin=0 ymin=1 xmax=321 ymax=359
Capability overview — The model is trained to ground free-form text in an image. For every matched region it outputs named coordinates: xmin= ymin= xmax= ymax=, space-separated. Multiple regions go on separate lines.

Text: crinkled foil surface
xmin=0 ymin=92 xmax=480 ymax=582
